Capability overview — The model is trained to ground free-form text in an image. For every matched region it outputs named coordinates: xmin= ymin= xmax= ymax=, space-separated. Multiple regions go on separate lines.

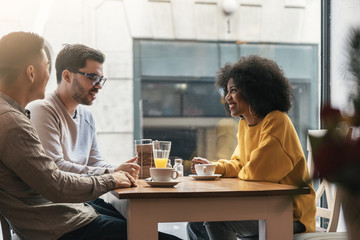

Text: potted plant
xmin=310 ymin=27 xmax=360 ymax=240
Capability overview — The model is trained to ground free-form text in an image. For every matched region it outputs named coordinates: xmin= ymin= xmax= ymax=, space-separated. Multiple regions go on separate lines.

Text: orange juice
xmin=154 ymin=158 xmax=168 ymax=168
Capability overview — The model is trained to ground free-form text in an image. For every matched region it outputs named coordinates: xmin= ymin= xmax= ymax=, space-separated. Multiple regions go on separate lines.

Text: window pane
xmin=137 ymin=41 xmax=319 ymax=160
xmin=183 ymin=83 xmax=225 ymax=117
xmin=140 ymin=41 xmax=219 ymax=77
xmin=142 ymin=81 xmax=225 ymax=117
xmin=142 ymin=83 xmax=182 ymax=116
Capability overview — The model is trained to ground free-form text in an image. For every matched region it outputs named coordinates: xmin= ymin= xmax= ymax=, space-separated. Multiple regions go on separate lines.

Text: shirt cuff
xmin=105 ymin=168 xmax=115 ymax=174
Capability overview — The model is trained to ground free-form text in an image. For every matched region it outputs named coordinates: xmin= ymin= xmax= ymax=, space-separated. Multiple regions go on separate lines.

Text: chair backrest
xmin=0 ymin=212 xmax=12 ymax=240
xmin=307 ymin=129 xmax=342 ymax=233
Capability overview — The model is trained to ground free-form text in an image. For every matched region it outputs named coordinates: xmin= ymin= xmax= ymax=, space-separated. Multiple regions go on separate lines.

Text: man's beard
xmin=72 ymin=76 xmax=97 ymax=105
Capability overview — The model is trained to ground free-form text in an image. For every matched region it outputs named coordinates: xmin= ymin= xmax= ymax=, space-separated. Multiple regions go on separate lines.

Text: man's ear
xmin=62 ymin=70 xmax=72 ymax=83
xmin=26 ymin=65 xmax=35 ymax=83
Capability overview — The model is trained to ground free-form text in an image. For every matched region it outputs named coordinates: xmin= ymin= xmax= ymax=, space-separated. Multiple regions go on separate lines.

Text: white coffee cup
xmin=195 ymin=164 xmax=216 ymax=176
xmin=150 ymin=168 xmax=179 ymax=182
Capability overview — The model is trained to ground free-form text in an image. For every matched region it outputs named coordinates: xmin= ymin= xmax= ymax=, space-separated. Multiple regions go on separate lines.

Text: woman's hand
xmin=191 ymin=157 xmax=210 ymax=174
xmin=115 ymin=156 xmax=140 ymax=179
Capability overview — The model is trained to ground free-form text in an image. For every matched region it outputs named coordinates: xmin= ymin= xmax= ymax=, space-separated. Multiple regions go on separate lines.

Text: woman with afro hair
xmin=187 ymin=55 xmax=316 ymax=240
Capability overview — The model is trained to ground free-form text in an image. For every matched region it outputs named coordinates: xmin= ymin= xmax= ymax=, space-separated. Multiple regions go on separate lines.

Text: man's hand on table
xmin=115 ymin=156 xmax=140 ymax=179
xmin=111 ymin=171 xmax=137 ymax=188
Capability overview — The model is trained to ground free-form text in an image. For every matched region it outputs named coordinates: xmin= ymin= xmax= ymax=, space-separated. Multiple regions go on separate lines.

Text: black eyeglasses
xmin=74 ymin=70 xmax=107 ymax=87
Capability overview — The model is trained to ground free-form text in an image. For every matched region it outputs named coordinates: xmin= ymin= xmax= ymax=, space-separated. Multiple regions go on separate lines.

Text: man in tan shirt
xmin=0 ymin=32 xmax=180 ymax=240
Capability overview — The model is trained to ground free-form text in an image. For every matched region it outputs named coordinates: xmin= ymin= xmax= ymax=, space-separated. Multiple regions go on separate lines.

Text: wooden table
xmin=111 ymin=177 xmax=309 ymax=240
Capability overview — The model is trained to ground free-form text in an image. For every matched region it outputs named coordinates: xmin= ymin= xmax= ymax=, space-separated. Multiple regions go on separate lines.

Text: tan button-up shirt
xmin=0 ymin=92 xmax=117 ymax=240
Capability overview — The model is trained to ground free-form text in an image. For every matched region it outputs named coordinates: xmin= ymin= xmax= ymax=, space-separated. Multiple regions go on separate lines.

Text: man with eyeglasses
xmin=27 ymin=43 xmax=143 ymax=213
xmin=28 ymin=44 xmax=139 ymax=177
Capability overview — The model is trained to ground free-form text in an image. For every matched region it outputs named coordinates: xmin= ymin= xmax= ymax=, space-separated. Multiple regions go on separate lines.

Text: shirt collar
xmin=0 ymin=92 xmax=30 ymax=118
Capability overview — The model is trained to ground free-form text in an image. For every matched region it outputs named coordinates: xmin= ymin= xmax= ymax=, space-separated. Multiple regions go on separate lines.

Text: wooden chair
xmin=293 ymin=129 xmax=346 ymax=240
xmin=308 ymin=130 xmax=342 ymax=232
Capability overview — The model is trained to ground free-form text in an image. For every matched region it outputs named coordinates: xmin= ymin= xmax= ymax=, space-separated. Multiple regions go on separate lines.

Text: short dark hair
xmin=0 ymin=31 xmax=45 ymax=81
xmin=55 ymin=44 xmax=105 ymax=84
xmin=215 ymin=55 xmax=293 ymax=118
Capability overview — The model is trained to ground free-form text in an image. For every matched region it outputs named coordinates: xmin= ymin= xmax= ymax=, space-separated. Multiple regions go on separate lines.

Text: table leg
xmin=259 ymin=220 xmax=266 ymax=240
xmin=259 ymin=196 xmax=293 ymax=240
xmin=127 ymin=199 xmax=159 ymax=240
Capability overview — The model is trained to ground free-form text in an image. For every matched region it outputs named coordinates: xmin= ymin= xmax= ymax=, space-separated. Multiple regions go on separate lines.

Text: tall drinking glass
xmin=152 ymin=141 xmax=171 ymax=168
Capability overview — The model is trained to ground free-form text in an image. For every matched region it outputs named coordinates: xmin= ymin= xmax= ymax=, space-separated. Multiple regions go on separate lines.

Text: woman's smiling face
xmin=225 ymin=78 xmax=249 ymax=117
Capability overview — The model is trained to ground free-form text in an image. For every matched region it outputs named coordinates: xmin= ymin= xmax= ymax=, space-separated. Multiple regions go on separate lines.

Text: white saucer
xmin=145 ymin=180 xmax=180 ymax=187
xmin=189 ymin=174 xmax=221 ymax=180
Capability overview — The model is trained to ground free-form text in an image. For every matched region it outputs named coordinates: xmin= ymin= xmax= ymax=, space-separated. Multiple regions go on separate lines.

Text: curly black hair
xmin=215 ymin=55 xmax=293 ymax=118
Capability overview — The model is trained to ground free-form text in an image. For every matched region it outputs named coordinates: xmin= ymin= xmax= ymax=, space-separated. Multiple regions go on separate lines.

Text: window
xmin=134 ymin=40 xmax=319 ymax=165
xmin=142 ymin=80 xmax=225 ymax=117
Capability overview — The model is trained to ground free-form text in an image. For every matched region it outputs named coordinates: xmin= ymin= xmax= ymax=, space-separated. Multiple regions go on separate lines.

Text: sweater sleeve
xmin=87 ymin=123 xmax=114 ymax=170
xmin=1 ymin=111 xmax=117 ymax=203
xmin=215 ymin=145 xmax=243 ymax=177
xmin=239 ymin=134 xmax=294 ymax=182
xmin=28 ymin=100 xmax=114 ymax=174
xmin=215 ymin=112 xmax=296 ymax=181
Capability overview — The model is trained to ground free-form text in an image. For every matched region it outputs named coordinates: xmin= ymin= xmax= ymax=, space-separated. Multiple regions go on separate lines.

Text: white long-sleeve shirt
xmin=27 ymin=91 xmax=115 ymax=174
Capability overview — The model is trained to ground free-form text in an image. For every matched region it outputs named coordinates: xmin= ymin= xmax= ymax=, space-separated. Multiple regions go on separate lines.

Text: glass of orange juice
xmin=152 ymin=141 xmax=171 ymax=168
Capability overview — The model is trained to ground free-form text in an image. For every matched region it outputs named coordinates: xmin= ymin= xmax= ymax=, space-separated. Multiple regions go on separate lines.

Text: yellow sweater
xmin=215 ymin=110 xmax=316 ymax=232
